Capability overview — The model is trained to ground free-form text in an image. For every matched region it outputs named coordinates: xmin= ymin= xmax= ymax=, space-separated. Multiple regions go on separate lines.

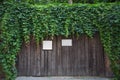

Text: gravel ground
xmin=16 ymin=77 xmax=111 ymax=80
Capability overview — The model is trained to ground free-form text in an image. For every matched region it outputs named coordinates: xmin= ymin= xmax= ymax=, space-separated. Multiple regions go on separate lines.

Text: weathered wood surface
xmin=0 ymin=66 xmax=5 ymax=79
xmin=17 ymin=33 xmax=113 ymax=77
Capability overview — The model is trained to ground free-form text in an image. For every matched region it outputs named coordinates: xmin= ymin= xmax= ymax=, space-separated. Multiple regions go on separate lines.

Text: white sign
xmin=43 ymin=40 xmax=52 ymax=50
xmin=62 ymin=39 xmax=72 ymax=46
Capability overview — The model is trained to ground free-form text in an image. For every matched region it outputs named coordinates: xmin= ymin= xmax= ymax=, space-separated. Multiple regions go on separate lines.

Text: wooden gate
xmin=17 ymin=33 xmax=112 ymax=77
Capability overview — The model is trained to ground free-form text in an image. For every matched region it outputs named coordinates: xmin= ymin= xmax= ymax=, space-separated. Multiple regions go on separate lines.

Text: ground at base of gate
xmin=16 ymin=77 xmax=112 ymax=80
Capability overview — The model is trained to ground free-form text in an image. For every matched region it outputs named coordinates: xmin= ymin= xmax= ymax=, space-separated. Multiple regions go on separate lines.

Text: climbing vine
xmin=0 ymin=2 xmax=120 ymax=80
xmin=1 ymin=0 xmax=119 ymax=4
xmin=98 ymin=4 xmax=120 ymax=79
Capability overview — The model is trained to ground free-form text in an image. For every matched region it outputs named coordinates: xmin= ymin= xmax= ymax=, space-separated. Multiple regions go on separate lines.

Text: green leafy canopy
xmin=0 ymin=2 xmax=120 ymax=80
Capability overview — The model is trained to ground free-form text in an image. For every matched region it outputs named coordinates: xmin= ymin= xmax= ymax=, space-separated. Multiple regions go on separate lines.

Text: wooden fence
xmin=16 ymin=33 xmax=113 ymax=77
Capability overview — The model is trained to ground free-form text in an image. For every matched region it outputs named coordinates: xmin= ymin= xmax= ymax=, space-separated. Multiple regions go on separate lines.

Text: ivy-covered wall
xmin=0 ymin=0 xmax=119 ymax=4
xmin=0 ymin=2 xmax=120 ymax=80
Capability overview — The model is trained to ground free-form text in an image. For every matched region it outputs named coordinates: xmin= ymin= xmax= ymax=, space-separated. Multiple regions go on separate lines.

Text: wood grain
xmin=17 ymin=33 xmax=113 ymax=77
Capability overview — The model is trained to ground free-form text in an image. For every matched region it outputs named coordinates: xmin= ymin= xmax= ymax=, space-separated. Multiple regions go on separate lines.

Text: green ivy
xmin=1 ymin=0 xmax=119 ymax=4
xmin=0 ymin=2 xmax=120 ymax=80
xmin=99 ymin=4 xmax=120 ymax=79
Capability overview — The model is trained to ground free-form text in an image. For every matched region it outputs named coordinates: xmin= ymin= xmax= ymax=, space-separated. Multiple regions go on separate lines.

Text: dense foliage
xmin=0 ymin=2 xmax=120 ymax=80
xmin=0 ymin=0 xmax=119 ymax=4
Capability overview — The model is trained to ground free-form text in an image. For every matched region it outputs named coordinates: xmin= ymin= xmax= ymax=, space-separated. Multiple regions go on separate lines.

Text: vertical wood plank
xmin=36 ymin=42 xmax=41 ymax=76
xmin=33 ymin=39 xmax=37 ymax=76
xmin=47 ymin=50 xmax=51 ymax=76
xmin=23 ymin=42 xmax=26 ymax=76
xmin=43 ymin=50 xmax=46 ymax=76
xmin=18 ymin=43 xmax=24 ymax=76
xmin=17 ymin=34 xmax=113 ymax=77
xmin=30 ymin=37 xmax=33 ymax=76
xmin=92 ymin=34 xmax=97 ymax=76
xmin=84 ymin=35 xmax=89 ymax=76
xmin=26 ymin=42 xmax=30 ymax=76
xmin=57 ymin=36 xmax=62 ymax=76
xmin=75 ymin=37 xmax=79 ymax=75
xmin=40 ymin=46 xmax=45 ymax=76
xmin=53 ymin=37 xmax=57 ymax=76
